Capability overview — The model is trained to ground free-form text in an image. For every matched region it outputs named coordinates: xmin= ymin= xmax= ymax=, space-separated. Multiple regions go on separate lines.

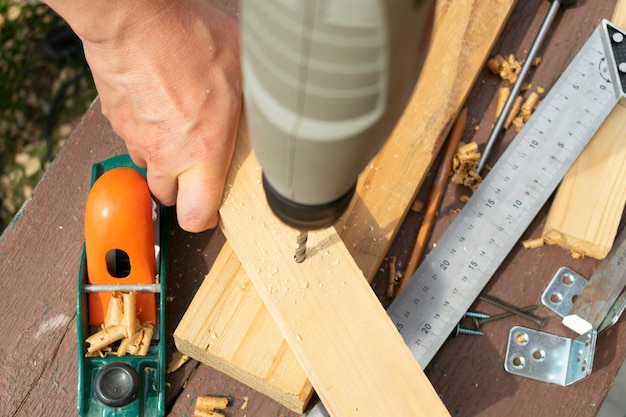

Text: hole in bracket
xmin=511 ymin=355 xmax=526 ymax=369
xmin=549 ymin=292 xmax=563 ymax=304
xmin=515 ymin=332 xmax=529 ymax=346
xmin=561 ymin=273 xmax=575 ymax=285
xmin=532 ymin=349 xmax=546 ymax=361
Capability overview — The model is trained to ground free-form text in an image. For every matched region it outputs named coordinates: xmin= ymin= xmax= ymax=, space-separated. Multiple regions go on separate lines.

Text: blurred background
xmin=0 ymin=0 xmax=96 ymax=232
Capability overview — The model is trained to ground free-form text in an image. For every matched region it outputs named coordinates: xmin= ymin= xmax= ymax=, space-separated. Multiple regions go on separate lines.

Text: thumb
xmin=176 ymin=165 xmax=228 ymax=233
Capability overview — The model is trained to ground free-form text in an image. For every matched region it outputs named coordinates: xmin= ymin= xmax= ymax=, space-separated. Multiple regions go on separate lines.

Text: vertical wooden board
xmin=339 ymin=0 xmax=518 ymax=279
xmin=542 ymin=2 xmax=626 ymax=259
xmin=175 ymin=0 xmax=518 ymax=412
xmin=219 ymin=127 xmax=450 ymax=417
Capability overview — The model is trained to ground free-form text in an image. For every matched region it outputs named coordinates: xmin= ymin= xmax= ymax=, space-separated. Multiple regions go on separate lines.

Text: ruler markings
xmin=388 ymin=23 xmax=619 ymax=369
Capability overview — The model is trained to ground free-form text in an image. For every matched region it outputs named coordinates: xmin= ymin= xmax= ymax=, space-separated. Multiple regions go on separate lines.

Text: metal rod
xmin=477 ymin=0 xmax=563 ymax=174
xmin=84 ymin=283 xmax=161 ymax=293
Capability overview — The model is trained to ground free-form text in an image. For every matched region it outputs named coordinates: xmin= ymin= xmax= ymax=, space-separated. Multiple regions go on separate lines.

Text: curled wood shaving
xmin=85 ymin=291 xmax=154 ymax=357
xmin=193 ymin=396 xmax=229 ymax=417
xmin=495 ymin=87 xmax=510 ymax=120
xmin=521 ymin=92 xmax=541 ymax=122
xmin=387 ymin=256 xmax=401 ymax=298
xmin=521 ymin=237 xmax=545 ymax=249
xmin=167 ymin=350 xmax=191 ymax=374
xmin=487 ymin=53 xmax=544 ymax=131
xmin=504 ymin=96 xmax=523 ymax=129
xmin=451 ymin=141 xmax=483 ymax=192
xmin=487 ymin=54 xmax=522 ymax=83
xmin=512 ymin=116 xmax=525 ymax=132
xmin=411 ymin=199 xmax=425 ymax=213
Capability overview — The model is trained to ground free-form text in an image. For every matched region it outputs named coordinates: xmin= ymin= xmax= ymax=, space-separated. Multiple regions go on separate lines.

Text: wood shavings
xmin=570 ymin=250 xmax=584 ymax=259
xmin=84 ymin=291 xmax=154 ymax=357
xmin=487 ymin=54 xmax=521 ymax=83
xmin=487 ymin=53 xmax=544 ymax=131
xmin=86 ymin=325 xmax=126 ymax=355
xmin=495 ymin=87 xmax=510 ymax=120
xmin=411 ymin=199 xmax=425 ymax=213
xmin=386 ymin=256 xmax=402 ymax=298
xmin=241 ymin=396 xmax=249 ymax=409
xmin=451 ymin=141 xmax=483 ymax=192
xmin=504 ymin=96 xmax=523 ymax=129
xmin=521 ymin=237 xmax=545 ymax=249
xmin=104 ymin=291 xmax=124 ymax=327
xmin=521 ymin=92 xmax=541 ymax=122
xmin=511 ymin=117 xmax=525 ymax=132
xmin=167 ymin=350 xmax=191 ymax=374
xmin=194 ymin=396 xmax=229 ymax=417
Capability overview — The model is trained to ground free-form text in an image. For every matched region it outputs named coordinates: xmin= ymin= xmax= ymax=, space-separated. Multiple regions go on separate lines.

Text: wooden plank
xmin=174 ymin=0 xmax=517 ymax=411
xmin=174 ymin=240 xmax=314 ymax=411
xmin=542 ymin=1 xmax=626 ymax=259
xmin=337 ymin=0 xmax=517 ymax=277
xmin=218 ymin=124 xmax=450 ymax=417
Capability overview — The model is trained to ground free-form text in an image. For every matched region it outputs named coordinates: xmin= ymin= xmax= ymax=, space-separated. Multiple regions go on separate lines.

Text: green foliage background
xmin=0 ymin=0 xmax=96 ymax=230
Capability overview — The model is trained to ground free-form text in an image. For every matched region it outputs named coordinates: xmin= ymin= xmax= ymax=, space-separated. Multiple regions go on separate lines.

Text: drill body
xmin=241 ymin=0 xmax=435 ymax=230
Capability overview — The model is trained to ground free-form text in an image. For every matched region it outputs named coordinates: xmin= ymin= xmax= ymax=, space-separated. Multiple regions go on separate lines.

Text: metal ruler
xmin=388 ymin=19 xmax=625 ymax=368
xmin=306 ymin=20 xmax=625 ymax=417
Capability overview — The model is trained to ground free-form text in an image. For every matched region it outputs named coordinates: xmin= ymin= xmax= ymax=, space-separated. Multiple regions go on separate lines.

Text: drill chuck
xmin=263 ymin=174 xmax=355 ymax=230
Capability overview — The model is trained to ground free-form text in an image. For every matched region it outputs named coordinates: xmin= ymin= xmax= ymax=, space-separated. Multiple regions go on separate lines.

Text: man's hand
xmin=46 ymin=0 xmax=242 ymax=232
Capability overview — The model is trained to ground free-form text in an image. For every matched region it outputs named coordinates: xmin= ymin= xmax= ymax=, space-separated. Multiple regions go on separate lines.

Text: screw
xmin=479 ymin=295 xmax=544 ymax=328
xmin=464 ymin=311 xmax=490 ymax=319
xmin=474 ymin=305 xmax=540 ymax=328
xmin=455 ymin=324 xmax=484 ymax=337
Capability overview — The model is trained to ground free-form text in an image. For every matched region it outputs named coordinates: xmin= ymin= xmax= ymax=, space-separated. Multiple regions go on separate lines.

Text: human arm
xmin=44 ymin=0 xmax=242 ymax=232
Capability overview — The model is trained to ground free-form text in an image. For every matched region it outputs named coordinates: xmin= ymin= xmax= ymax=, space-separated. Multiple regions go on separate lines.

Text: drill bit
xmin=294 ymin=230 xmax=308 ymax=263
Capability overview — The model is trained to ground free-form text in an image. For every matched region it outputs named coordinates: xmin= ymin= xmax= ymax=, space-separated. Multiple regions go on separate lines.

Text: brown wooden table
xmin=1 ymin=1 xmax=624 ymax=416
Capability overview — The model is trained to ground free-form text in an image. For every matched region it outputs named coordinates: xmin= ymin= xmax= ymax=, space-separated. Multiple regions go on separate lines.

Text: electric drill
xmin=241 ymin=0 xmax=435 ymax=247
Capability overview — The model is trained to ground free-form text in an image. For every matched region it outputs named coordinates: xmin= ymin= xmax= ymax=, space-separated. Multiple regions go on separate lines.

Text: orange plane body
xmin=84 ymin=167 xmax=156 ymax=326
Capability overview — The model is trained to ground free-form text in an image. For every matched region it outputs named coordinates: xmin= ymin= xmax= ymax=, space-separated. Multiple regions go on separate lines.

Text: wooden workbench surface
xmin=1 ymin=1 xmax=624 ymax=416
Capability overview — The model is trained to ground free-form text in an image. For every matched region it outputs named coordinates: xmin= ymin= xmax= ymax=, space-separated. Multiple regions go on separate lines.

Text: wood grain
xmin=175 ymin=0 xmax=518 ymax=411
xmin=542 ymin=2 xmax=626 ymax=259
xmin=219 ymin=126 xmax=450 ymax=417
